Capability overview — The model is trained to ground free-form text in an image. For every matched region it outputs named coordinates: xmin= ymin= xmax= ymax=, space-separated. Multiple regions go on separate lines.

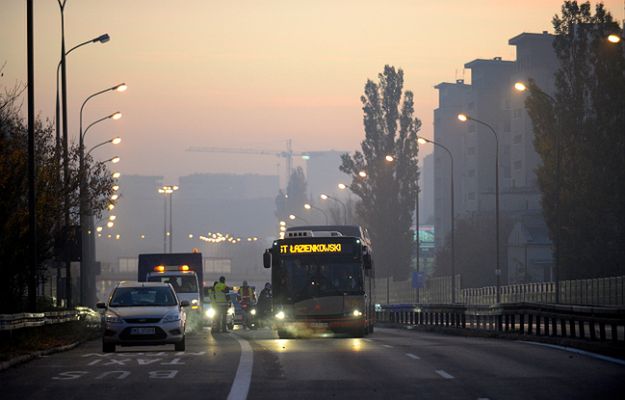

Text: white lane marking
xmin=382 ymin=344 xmax=393 ymax=348
xmin=405 ymin=353 xmax=420 ymax=360
xmin=362 ymin=338 xmax=372 ymax=342
xmin=227 ymin=335 xmax=254 ymax=400
xmin=435 ymin=369 xmax=454 ymax=379
xmin=519 ymin=341 xmax=625 ymax=367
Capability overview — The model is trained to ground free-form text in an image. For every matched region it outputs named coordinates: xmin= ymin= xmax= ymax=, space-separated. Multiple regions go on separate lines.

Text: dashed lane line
xmin=382 ymin=344 xmax=393 ymax=348
xmin=405 ymin=353 xmax=420 ymax=360
xmin=435 ymin=369 xmax=455 ymax=379
xmin=227 ymin=335 xmax=254 ymax=400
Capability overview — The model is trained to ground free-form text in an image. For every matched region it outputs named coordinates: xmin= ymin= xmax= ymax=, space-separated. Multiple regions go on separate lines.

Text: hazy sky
xmin=2 ymin=0 xmax=623 ymax=183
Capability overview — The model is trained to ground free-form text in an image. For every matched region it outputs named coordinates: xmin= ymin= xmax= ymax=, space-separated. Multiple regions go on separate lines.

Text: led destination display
xmin=280 ymin=243 xmax=342 ymax=254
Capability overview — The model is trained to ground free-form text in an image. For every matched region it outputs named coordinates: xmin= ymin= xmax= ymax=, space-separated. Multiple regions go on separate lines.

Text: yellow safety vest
xmin=214 ymin=282 xmax=228 ymax=304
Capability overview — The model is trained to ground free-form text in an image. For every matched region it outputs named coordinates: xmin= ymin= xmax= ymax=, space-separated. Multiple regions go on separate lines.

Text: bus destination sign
xmin=280 ymin=243 xmax=342 ymax=254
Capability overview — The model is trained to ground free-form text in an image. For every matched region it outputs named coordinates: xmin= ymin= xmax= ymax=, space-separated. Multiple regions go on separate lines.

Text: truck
xmin=137 ymin=253 xmax=204 ymax=315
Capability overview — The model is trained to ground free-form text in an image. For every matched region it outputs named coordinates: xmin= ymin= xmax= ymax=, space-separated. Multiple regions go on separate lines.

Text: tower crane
xmin=186 ymin=139 xmax=309 ymax=187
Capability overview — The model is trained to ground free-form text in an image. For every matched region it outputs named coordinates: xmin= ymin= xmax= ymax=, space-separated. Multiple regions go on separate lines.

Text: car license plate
xmin=130 ymin=327 xmax=155 ymax=335
xmin=309 ymin=322 xmax=328 ymax=328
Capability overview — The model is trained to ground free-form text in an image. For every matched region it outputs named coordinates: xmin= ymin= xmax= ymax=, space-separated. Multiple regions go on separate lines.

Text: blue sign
xmin=412 ymin=271 xmax=425 ymax=289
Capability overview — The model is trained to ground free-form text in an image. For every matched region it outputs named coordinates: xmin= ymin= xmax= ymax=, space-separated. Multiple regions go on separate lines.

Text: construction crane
xmin=186 ymin=139 xmax=309 ymax=187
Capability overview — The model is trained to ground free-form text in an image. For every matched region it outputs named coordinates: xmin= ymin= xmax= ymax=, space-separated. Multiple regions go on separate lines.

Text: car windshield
xmin=109 ymin=286 xmax=178 ymax=307
xmin=147 ymin=275 xmax=198 ymax=293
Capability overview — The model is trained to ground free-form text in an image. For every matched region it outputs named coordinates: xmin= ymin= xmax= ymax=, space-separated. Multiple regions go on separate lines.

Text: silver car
xmin=97 ymin=281 xmax=189 ymax=353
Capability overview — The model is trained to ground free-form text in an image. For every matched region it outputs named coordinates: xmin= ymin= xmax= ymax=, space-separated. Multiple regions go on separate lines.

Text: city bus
xmin=263 ymin=227 xmax=374 ymax=338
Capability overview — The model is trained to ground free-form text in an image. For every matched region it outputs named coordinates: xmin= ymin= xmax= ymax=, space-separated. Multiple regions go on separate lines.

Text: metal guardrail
xmin=374 ymin=275 xmax=625 ymax=306
xmin=376 ymin=303 xmax=625 ymax=344
xmin=0 ymin=310 xmax=82 ymax=332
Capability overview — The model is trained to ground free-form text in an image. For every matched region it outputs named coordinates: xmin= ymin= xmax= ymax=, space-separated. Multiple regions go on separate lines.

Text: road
xmin=1 ymin=326 xmax=624 ymax=399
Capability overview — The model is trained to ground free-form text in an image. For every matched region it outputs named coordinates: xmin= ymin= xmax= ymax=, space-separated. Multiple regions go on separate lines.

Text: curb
xmin=0 ymin=341 xmax=81 ymax=372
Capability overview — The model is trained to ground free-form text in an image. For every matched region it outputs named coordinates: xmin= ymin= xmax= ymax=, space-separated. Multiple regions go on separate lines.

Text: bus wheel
xmin=352 ymin=326 xmax=366 ymax=338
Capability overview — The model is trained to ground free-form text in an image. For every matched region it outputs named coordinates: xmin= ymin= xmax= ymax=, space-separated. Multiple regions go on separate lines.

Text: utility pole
xmin=27 ymin=0 xmax=38 ymax=312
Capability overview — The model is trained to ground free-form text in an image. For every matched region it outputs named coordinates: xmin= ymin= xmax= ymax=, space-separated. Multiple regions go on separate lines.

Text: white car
xmin=98 ymin=281 xmax=189 ymax=353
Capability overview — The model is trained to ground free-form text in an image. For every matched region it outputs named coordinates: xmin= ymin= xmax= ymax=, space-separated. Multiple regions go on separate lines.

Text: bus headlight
xmin=205 ymin=308 xmax=216 ymax=319
xmin=275 ymin=311 xmax=285 ymax=320
xmin=250 ymin=309 xmax=256 ymax=316
xmin=352 ymin=310 xmax=362 ymax=317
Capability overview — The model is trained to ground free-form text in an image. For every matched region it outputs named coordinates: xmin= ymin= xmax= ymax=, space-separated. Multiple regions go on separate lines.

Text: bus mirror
xmin=363 ymin=253 xmax=372 ymax=270
xmin=263 ymin=250 xmax=272 ymax=269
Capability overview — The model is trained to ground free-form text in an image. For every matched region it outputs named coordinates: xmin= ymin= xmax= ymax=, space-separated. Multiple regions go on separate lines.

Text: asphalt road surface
xmin=2 ymin=326 xmax=624 ymax=400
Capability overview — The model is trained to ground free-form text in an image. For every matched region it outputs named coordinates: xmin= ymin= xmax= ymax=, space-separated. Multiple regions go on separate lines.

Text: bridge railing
xmin=376 ymin=303 xmax=625 ymax=344
xmin=0 ymin=309 xmax=98 ymax=332
xmin=374 ymin=275 xmax=625 ymax=306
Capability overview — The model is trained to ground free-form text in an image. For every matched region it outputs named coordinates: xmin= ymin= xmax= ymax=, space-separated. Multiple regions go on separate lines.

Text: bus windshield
xmin=276 ymin=256 xmax=364 ymax=302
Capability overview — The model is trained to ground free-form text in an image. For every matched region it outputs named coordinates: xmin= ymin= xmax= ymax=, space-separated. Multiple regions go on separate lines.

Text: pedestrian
xmin=257 ymin=282 xmax=272 ymax=327
xmin=213 ymin=276 xmax=230 ymax=333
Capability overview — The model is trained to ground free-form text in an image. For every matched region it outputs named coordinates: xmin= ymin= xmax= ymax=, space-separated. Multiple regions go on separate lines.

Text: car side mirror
xmin=180 ymin=300 xmax=190 ymax=307
xmin=263 ymin=249 xmax=272 ymax=269
xmin=96 ymin=302 xmax=106 ymax=309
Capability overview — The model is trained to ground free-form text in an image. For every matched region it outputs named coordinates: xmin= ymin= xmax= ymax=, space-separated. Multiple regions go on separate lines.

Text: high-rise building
xmin=433 ymin=31 xmax=557 ymax=283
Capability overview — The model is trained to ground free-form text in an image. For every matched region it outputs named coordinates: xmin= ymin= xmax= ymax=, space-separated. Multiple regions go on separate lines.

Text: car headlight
xmin=205 ymin=307 xmax=216 ymax=319
xmin=250 ymin=309 xmax=256 ymax=316
xmin=275 ymin=311 xmax=285 ymax=320
xmin=352 ymin=310 xmax=363 ymax=317
xmin=105 ymin=314 xmax=123 ymax=324
xmin=162 ymin=313 xmax=181 ymax=323
xmin=227 ymin=306 xmax=235 ymax=315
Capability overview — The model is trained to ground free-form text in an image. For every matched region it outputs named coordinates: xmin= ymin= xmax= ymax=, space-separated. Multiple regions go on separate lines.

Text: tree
xmin=341 ymin=65 xmax=420 ymax=280
xmin=0 ymin=85 xmax=115 ymax=312
xmin=433 ymin=214 xmax=513 ymax=288
xmin=525 ymin=1 xmax=625 ymax=279
xmin=275 ymin=167 xmax=308 ymax=223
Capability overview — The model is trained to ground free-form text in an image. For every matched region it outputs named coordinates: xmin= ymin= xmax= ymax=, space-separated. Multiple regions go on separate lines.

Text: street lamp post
xmin=158 ymin=185 xmax=179 ymax=253
xmin=458 ymin=113 xmax=501 ymax=304
xmin=514 ymin=81 xmax=561 ymax=303
xmin=320 ymin=194 xmax=348 ymax=224
xmin=79 ymin=105 xmax=122 ymax=306
xmin=419 ymin=136 xmax=456 ymax=303
xmin=304 ymin=203 xmax=328 ymax=224
xmin=289 ymin=214 xmax=310 ymax=224
xmin=56 ymin=0 xmax=109 ymax=308
xmin=55 ymin=33 xmax=110 ymax=150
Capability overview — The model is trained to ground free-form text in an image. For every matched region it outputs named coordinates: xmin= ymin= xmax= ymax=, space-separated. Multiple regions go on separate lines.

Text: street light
xmin=55 ymin=32 xmax=110 ymax=150
xmin=112 ymin=172 xmax=121 ymax=179
xmin=607 ymin=34 xmax=622 ymax=44
xmin=418 ymin=136 xmax=456 ymax=303
xmin=289 ymin=214 xmax=310 ymax=224
xmin=514 ymin=80 xmax=560 ymax=302
xmin=304 ymin=203 xmax=329 ymax=224
xmin=385 ymin=155 xmax=394 ymax=162
xmin=337 ymin=183 xmax=347 ymax=190
xmin=158 ymin=185 xmax=179 ymax=253
xmin=320 ymin=193 xmax=348 ymax=224
xmin=457 ymin=113 xmax=501 ymax=304
xmin=86 ymin=137 xmax=122 ymax=157
xmin=56 ymin=0 xmax=109 ymax=307
xmin=358 ymin=171 xmax=367 ymax=178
